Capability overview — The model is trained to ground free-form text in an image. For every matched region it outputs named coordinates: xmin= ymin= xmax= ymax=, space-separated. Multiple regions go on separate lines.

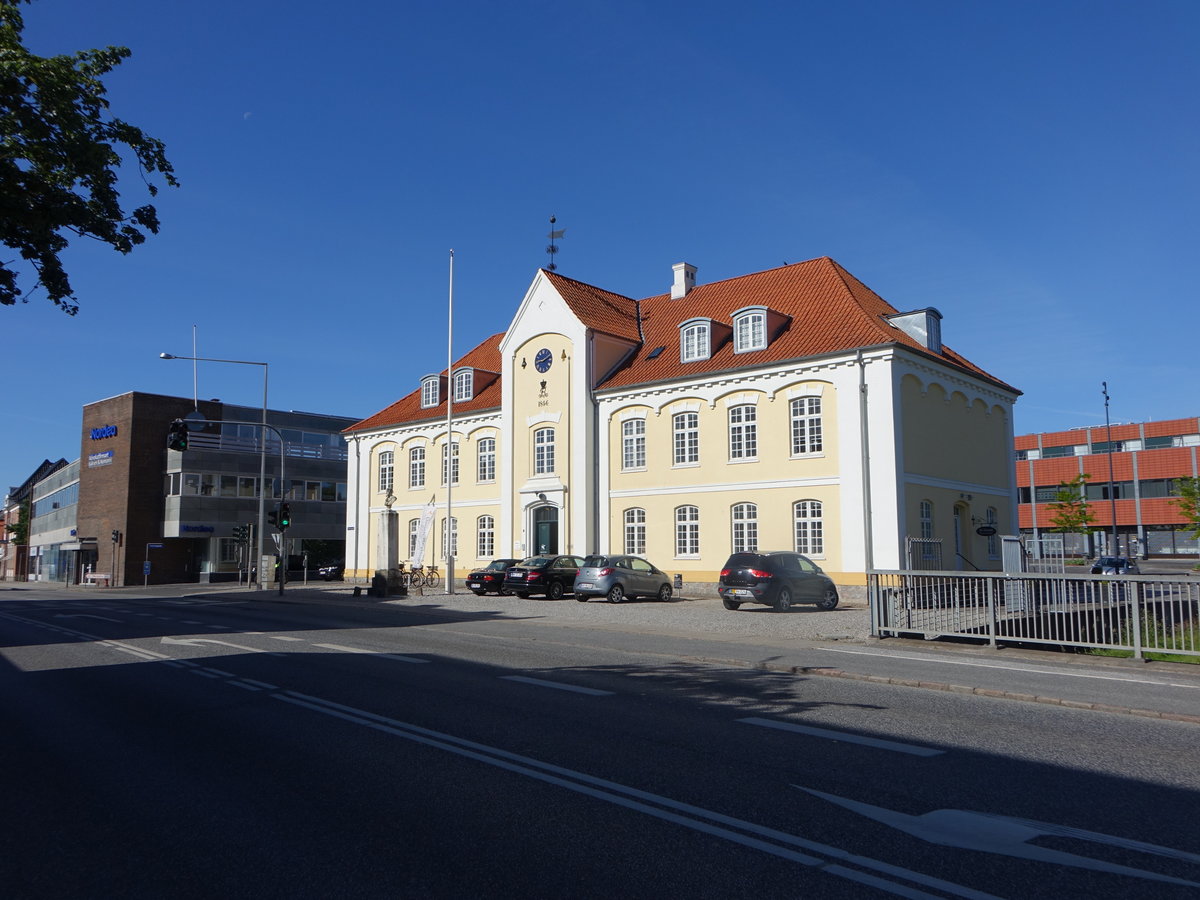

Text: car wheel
xmin=775 ymin=588 xmax=793 ymax=611
xmin=657 ymin=584 xmax=672 ymax=602
xmin=499 ymin=587 xmax=512 ymax=596
xmin=607 ymin=584 xmax=624 ymax=604
xmin=516 ymin=591 xmax=529 ymax=599
xmin=722 ymin=598 xmax=741 ymax=610
xmin=816 ymin=588 xmax=839 ymax=611
xmin=575 ymin=594 xmax=588 ymax=602
xmin=548 ymin=581 xmax=565 ymax=600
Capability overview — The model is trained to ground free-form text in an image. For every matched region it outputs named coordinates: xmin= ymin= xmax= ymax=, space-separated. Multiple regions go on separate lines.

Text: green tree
xmin=0 ymin=0 xmax=177 ymax=315
xmin=1171 ymin=476 xmax=1200 ymax=541
xmin=1047 ymin=473 xmax=1095 ymax=534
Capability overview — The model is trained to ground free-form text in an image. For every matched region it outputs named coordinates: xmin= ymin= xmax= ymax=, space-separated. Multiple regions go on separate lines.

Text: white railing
xmin=870 ymin=570 xmax=1200 ymax=660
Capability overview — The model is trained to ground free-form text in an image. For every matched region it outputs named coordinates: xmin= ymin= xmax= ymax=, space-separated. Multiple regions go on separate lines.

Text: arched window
xmin=624 ymin=508 xmax=646 ymax=555
xmin=728 ymin=405 xmax=757 ymax=459
xmin=675 ymin=505 xmax=700 ymax=556
xmin=733 ymin=309 xmax=766 ymax=352
xmin=731 ymin=503 xmax=758 ymax=553
xmin=673 ymin=412 xmax=699 ymax=465
xmin=378 ymin=450 xmax=394 ymax=493
xmin=622 ymin=419 xmax=646 ymax=470
xmin=534 ymin=428 xmax=555 ymax=474
xmin=409 ymin=447 xmax=425 ymax=488
xmin=477 ymin=515 xmax=495 ymax=559
xmin=790 ymin=397 xmax=823 ymax=455
xmin=794 ymin=500 xmax=823 ymax=555
xmin=680 ymin=320 xmax=710 ymax=362
xmin=441 ymin=442 xmax=459 ymax=486
xmin=453 ymin=369 xmax=473 ymax=402
xmin=420 ymin=376 xmax=440 ymax=408
xmin=477 ymin=437 xmax=496 ymax=482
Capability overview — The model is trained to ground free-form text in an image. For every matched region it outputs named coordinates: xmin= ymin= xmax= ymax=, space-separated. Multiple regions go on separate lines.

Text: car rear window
xmin=725 ymin=553 xmax=766 ymax=568
xmin=583 ymin=555 xmax=610 ymax=567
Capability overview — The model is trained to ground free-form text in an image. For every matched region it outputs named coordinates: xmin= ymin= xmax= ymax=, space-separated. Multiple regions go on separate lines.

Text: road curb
xmin=752 ymin=661 xmax=1200 ymax=725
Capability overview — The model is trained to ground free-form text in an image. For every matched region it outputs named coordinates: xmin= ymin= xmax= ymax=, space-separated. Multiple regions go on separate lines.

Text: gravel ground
xmin=305 ymin=583 xmax=873 ymax=643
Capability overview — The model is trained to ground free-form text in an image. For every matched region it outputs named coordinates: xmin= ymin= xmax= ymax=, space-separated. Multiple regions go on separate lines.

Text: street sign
xmin=143 ymin=561 xmax=151 ymax=575
xmin=976 ymin=526 xmax=998 ymax=537
xmin=148 ymin=543 xmax=164 ymax=549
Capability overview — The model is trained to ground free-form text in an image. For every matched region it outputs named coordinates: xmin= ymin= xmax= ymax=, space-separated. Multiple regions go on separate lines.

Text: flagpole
xmin=445 ymin=249 xmax=455 ymax=594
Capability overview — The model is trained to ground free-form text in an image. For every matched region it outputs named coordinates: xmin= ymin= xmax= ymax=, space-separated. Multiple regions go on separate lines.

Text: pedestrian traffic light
xmin=167 ymin=419 xmax=189 ymax=451
xmin=279 ymin=503 xmax=291 ymax=529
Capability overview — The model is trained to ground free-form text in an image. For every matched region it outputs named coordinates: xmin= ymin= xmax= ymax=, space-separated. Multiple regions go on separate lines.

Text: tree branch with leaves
xmin=0 ymin=0 xmax=177 ymax=314
xmin=1171 ymin=476 xmax=1200 ymax=542
xmin=1047 ymin=473 xmax=1095 ymax=534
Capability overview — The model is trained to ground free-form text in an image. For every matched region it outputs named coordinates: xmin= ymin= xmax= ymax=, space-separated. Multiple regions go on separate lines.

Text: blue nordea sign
xmin=90 ymin=424 xmax=118 ymax=440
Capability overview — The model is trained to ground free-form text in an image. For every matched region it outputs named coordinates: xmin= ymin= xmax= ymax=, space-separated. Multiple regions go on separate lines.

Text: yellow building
xmin=343 ymin=257 xmax=1020 ymax=587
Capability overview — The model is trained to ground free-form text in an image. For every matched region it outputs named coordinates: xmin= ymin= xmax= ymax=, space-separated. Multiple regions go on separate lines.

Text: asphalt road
xmin=3 ymin=588 xmax=1199 ymax=898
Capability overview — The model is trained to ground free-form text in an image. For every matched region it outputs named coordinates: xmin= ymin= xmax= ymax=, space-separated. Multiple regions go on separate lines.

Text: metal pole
xmin=445 ymin=249 xmax=455 ymax=594
xmin=259 ymin=365 xmax=268 ymax=591
xmin=1102 ymin=382 xmax=1118 ymax=555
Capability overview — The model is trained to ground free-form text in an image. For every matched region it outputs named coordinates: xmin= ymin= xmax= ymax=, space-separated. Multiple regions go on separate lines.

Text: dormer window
xmin=680 ymin=319 xmax=711 ymax=362
xmin=733 ymin=307 xmax=767 ymax=353
xmin=886 ymin=308 xmax=943 ymax=354
xmin=453 ymin=368 xmax=473 ymax=402
xmin=420 ymin=375 xmax=440 ymax=408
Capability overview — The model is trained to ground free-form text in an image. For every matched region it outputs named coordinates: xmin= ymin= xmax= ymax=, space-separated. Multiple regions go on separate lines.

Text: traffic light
xmin=279 ymin=503 xmax=291 ymax=530
xmin=167 ymin=419 xmax=189 ymax=451
xmin=267 ymin=510 xmax=278 ymax=529
xmin=111 ymin=529 xmax=120 ymax=543
xmin=233 ymin=525 xmax=248 ymax=542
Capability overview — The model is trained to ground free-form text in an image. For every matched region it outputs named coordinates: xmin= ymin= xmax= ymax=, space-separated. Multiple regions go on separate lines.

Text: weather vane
xmin=546 ymin=215 xmax=565 ymax=271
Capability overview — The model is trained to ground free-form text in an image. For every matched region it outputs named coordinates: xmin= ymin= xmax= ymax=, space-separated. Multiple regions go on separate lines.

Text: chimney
xmin=671 ymin=262 xmax=696 ymax=300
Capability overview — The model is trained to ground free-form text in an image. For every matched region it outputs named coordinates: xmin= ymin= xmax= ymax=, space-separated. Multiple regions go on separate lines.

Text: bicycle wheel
xmin=411 ymin=571 xmax=426 ymax=587
xmin=426 ymin=570 xmax=441 ymax=589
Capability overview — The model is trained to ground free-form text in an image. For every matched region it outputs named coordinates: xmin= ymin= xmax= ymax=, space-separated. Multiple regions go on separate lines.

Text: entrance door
xmin=533 ymin=506 xmax=559 ymax=555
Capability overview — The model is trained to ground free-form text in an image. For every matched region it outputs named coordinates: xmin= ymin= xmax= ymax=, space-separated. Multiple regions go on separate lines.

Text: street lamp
xmin=160 ymin=353 xmax=270 ymax=590
xmin=1102 ymin=381 xmax=1119 ymax=556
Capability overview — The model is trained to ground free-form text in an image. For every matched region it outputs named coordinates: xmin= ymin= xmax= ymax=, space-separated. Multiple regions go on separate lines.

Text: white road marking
xmin=739 ymin=717 xmax=944 ymax=757
xmin=276 ymin=691 xmax=1000 ymax=899
xmin=501 ymin=675 xmax=613 ymax=696
xmin=311 ymin=642 xmax=427 ymax=663
xmin=160 ymin=636 xmax=266 ymax=654
xmin=818 ymin=646 xmax=1200 ymax=689
xmin=267 ymin=635 xmax=304 ymax=641
xmin=52 ymin=614 xmax=121 ymax=623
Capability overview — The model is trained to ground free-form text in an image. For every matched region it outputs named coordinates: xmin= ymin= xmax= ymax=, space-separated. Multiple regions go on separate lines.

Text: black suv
xmin=503 ymin=555 xmax=585 ymax=599
xmin=718 ymin=551 xmax=839 ymax=611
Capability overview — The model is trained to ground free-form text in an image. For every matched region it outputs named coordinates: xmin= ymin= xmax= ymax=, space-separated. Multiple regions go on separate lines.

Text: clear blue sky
xmin=4 ymin=0 xmax=1198 ymax=494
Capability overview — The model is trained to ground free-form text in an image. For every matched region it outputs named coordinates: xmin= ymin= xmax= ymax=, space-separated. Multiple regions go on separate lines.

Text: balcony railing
xmin=183 ymin=430 xmax=347 ymax=462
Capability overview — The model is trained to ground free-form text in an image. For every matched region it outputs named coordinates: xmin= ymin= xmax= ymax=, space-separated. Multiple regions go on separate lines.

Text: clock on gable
xmin=534 ymin=348 xmax=553 ymax=373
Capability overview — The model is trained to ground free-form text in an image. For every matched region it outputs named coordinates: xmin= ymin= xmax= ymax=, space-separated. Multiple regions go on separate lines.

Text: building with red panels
xmin=1015 ymin=416 xmax=1199 ymax=558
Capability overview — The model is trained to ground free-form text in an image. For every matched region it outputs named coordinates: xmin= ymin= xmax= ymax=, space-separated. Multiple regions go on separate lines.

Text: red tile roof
xmin=543 ymin=271 xmax=642 ymax=343
xmin=345 ymin=333 xmax=505 ymax=433
xmin=348 ymin=257 xmax=1017 ymax=434
xmin=599 ymin=257 xmax=1016 ymax=392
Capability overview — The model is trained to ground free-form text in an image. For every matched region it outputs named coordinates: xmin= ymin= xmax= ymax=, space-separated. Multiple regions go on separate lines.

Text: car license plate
xmin=730 ymin=589 xmax=751 ymax=597
xmin=577 ymin=582 xmax=593 ymax=589
xmin=467 ymin=581 xmax=480 ymax=588
xmin=509 ymin=573 xmax=524 ymax=580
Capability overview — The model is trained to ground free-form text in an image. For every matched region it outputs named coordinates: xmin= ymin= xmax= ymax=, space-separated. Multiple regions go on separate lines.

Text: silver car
xmin=574 ymin=554 xmax=673 ymax=604
xmin=1090 ymin=556 xmax=1139 ymax=574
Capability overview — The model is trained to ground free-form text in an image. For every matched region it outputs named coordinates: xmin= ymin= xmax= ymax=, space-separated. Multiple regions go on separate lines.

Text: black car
xmin=718 ymin=551 xmax=839 ymax=611
xmin=1090 ymin=556 xmax=1139 ymax=575
xmin=317 ymin=562 xmax=344 ymax=581
xmin=574 ymin=554 xmax=673 ymax=603
xmin=466 ymin=558 xmax=521 ymax=595
xmin=503 ymin=555 xmax=585 ymax=599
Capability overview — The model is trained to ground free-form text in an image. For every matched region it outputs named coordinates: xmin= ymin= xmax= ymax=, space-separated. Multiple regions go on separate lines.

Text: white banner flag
xmin=411 ymin=497 xmax=437 ymax=566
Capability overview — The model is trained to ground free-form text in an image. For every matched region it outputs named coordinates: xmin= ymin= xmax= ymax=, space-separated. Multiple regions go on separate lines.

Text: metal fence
xmin=869 ymin=570 xmax=1200 ymax=660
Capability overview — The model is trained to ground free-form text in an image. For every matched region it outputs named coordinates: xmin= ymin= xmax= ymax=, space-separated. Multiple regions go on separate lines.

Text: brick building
xmin=1015 ymin=416 xmax=1200 ymax=558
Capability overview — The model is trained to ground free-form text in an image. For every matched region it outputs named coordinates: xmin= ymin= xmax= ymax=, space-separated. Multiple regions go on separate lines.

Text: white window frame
xmin=441 ymin=516 xmax=458 ymax=559
xmin=731 ymin=503 xmax=758 ymax=553
xmin=441 ymin=442 xmax=459 ymax=486
xmin=624 ymin=508 xmax=646 ymax=555
xmin=733 ymin=309 xmax=767 ymax=352
xmin=409 ymin=446 xmax=425 ymax=488
xmin=477 ymin=437 xmax=496 ymax=483
xmin=680 ymin=320 xmax=710 ymax=362
xmin=378 ymin=450 xmax=394 ymax=493
xmin=420 ymin=376 xmax=440 ymax=408
xmin=408 ymin=518 xmax=419 ymax=559
xmin=453 ymin=369 xmax=473 ymax=402
xmin=728 ymin=405 xmax=757 ymax=460
xmin=673 ymin=412 xmax=699 ymax=465
xmin=477 ymin=515 xmax=495 ymax=559
xmin=675 ymin=505 xmax=700 ymax=557
xmin=920 ymin=500 xmax=934 ymax=540
xmin=622 ymin=418 xmax=646 ymax=470
xmin=986 ymin=506 xmax=999 ymax=559
xmin=793 ymin=499 xmax=824 ymax=556
xmin=790 ymin=397 xmax=823 ymax=455
xmin=534 ymin=428 xmax=555 ymax=475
